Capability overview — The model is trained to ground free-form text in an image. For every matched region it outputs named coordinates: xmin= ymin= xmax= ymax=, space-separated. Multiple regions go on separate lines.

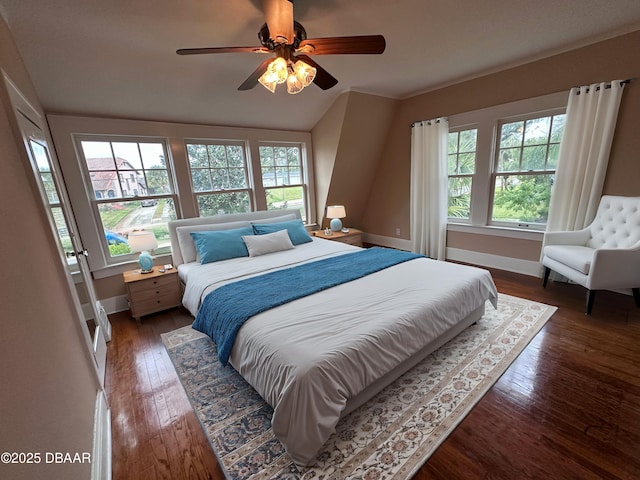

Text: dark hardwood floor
xmin=105 ymin=268 xmax=640 ymax=479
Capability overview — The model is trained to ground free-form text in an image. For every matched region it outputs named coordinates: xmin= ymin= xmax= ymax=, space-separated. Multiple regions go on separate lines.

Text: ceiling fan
xmin=176 ymin=0 xmax=386 ymax=94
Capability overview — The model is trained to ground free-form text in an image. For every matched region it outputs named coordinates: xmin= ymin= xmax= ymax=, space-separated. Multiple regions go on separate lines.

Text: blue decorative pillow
xmin=190 ymin=226 xmax=254 ymax=264
xmin=252 ymin=219 xmax=312 ymax=245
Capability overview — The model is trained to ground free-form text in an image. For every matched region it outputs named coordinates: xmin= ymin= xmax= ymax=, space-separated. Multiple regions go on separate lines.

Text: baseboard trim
xmin=446 ymin=247 xmax=542 ymax=277
xmin=100 ymin=295 xmax=129 ymax=314
xmin=363 ymin=233 xmax=412 ymax=251
xmin=92 ymin=389 xmax=112 ymax=480
xmin=364 ymin=234 xmax=542 ymax=277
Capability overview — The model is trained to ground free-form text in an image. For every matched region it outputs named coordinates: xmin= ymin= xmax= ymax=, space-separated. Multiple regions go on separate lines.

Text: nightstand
xmin=123 ymin=266 xmax=182 ymax=322
xmin=311 ymin=228 xmax=363 ymax=247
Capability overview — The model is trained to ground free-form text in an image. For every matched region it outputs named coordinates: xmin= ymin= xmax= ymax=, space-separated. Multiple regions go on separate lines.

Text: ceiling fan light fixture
xmin=178 ymin=2 xmax=385 ymax=93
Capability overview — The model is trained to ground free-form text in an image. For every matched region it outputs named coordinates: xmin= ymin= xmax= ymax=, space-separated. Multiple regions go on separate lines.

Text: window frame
xmin=73 ymin=134 xmax=179 ymax=266
xmin=184 ymin=140 xmax=254 ymax=216
xmin=490 ymin=110 xmax=566 ymax=230
xmin=447 ymin=91 xmax=568 ymax=234
xmin=447 ymin=126 xmax=478 ymax=223
xmin=258 ymin=142 xmax=310 ymax=222
xmin=48 ymin=114 xmax=316 ymax=277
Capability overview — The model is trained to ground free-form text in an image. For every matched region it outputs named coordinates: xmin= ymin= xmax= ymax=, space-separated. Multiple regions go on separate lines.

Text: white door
xmin=4 ymin=73 xmax=109 ymax=385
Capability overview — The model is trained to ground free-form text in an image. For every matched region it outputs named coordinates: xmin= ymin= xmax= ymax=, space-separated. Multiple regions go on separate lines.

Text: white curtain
xmin=410 ymin=118 xmax=448 ymax=259
xmin=546 ymin=80 xmax=625 ymax=232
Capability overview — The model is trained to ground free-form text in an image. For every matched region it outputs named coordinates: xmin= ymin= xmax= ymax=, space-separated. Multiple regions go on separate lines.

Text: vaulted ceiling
xmin=2 ymin=0 xmax=640 ymax=131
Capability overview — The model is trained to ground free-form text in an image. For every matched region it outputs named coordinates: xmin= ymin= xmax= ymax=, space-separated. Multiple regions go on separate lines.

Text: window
xmin=259 ymin=144 xmax=307 ymax=221
xmin=447 ymin=91 xmax=568 ymax=232
xmin=186 ymin=142 xmax=252 ymax=216
xmin=492 ymin=113 xmax=565 ymax=227
xmin=29 ymin=138 xmax=76 ymax=265
xmin=447 ymin=128 xmax=477 ymax=220
xmin=77 ymin=138 xmax=177 ymax=258
xmin=49 ymin=115 xmax=316 ymax=273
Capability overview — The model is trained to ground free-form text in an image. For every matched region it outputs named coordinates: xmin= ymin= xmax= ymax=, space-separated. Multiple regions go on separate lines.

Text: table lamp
xmin=327 ymin=205 xmax=346 ymax=232
xmin=128 ymin=230 xmax=158 ymax=273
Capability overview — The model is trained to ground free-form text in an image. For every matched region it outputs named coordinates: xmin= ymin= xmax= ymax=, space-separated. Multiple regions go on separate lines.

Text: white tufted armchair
xmin=542 ymin=195 xmax=640 ymax=314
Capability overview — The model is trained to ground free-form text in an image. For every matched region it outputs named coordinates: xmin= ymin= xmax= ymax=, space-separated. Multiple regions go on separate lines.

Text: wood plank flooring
xmin=105 ymin=268 xmax=640 ymax=479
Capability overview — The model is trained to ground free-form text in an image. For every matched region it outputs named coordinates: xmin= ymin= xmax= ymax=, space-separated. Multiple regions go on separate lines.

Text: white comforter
xmin=180 ymin=239 xmax=498 ymax=466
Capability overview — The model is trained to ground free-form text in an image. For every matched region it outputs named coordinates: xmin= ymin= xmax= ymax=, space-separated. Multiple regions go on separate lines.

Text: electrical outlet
xmin=395 ymin=228 xmax=401 ymax=236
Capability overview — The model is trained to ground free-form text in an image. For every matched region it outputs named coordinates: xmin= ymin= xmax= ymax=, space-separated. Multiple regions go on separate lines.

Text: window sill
xmin=91 ymin=253 xmax=173 ymax=280
xmin=447 ymin=223 xmax=544 ymax=241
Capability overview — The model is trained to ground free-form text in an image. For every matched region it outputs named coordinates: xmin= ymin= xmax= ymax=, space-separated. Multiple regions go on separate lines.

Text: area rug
xmin=161 ymin=293 xmax=556 ymax=480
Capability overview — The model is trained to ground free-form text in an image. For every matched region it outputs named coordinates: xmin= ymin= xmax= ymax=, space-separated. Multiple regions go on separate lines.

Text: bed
xmin=168 ymin=209 xmax=498 ymax=467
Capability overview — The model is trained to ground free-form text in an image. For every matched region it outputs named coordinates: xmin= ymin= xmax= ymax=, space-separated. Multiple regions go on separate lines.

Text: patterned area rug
xmin=161 ymin=293 xmax=556 ymax=480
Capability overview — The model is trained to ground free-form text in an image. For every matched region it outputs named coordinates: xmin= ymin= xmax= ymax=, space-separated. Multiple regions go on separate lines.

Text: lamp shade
xmin=128 ymin=230 xmax=157 ymax=273
xmin=127 ymin=230 xmax=158 ymax=252
xmin=326 ymin=205 xmax=346 ymax=232
xmin=326 ymin=205 xmax=346 ymax=219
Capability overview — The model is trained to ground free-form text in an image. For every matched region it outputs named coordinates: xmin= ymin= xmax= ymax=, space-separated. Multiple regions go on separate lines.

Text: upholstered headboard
xmin=168 ymin=209 xmax=303 ymax=266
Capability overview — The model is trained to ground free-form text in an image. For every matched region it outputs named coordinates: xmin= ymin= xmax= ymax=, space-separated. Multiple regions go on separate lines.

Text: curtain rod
xmin=410 ymin=117 xmax=447 ymax=128
xmin=410 ymin=78 xmax=634 ymax=127
xmin=574 ymin=78 xmax=634 ymax=94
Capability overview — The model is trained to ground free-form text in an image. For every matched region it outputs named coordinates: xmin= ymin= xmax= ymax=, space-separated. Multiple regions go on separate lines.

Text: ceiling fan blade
xmin=297 ymin=35 xmax=386 ymax=55
xmin=238 ymin=58 xmax=273 ymax=91
xmin=177 ymin=46 xmax=269 ymax=55
xmin=296 ymin=55 xmax=338 ymax=90
xmin=261 ymin=0 xmax=294 ymax=44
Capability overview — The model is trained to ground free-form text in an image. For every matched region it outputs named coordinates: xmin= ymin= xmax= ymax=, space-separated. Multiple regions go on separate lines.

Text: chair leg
xmin=586 ymin=290 xmax=596 ymax=315
xmin=543 ymin=267 xmax=551 ymax=288
xmin=633 ymin=288 xmax=640 ymax=308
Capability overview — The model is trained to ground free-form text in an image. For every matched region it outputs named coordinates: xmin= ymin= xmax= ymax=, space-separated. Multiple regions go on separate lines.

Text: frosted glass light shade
xmin=286 ymin=73 xmax=304 ymax=94
xmin=293 ymin=60 xmax=316 ymax=87
xmin=259 ymin=57 xmax=288 ymax=93
xmin=259 ymin=57 xmax=316 ymax=94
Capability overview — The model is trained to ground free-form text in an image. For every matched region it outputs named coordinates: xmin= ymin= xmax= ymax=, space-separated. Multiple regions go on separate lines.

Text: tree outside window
xmin=186 ymin=142 xmax=252 ymax=216
xmin=447 ymin=128 xmax=477 ymax=220
xmin=259 ymin=144 xmax=307 ymax=222
xmin=492 ymin=114 xmax=565 ymax=226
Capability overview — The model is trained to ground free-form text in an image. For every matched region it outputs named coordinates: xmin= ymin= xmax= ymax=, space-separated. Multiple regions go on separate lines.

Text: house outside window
xmin=77 ymin=138 xmax=177 ymax=258
xmin=259 ymin=144 xmax=307 ymax=222
xmin=185 ymin=142 xmax=252 ymax=216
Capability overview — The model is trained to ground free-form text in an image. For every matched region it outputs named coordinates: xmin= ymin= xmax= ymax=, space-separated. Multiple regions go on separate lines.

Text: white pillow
xmin=176 ymin=221 xmax=251 ymax=263
xmin=242 ymin=229 xmax=294 ymax=257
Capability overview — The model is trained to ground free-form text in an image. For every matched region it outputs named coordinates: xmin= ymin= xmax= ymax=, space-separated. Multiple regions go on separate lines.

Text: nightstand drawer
xmin=127 ymin=273 xmax=177 ymax=294
xmin=131 ymin=291 xmax=182 ymax=318
xmin=339 ymin=234 xmax=363 ymax=246
xmin=131 ymin=283 xmax=179 ymax=302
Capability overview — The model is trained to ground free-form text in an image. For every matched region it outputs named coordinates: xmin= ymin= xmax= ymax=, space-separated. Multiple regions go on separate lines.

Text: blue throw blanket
xmin=192 ymin=247 xmax=424 ymax=365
